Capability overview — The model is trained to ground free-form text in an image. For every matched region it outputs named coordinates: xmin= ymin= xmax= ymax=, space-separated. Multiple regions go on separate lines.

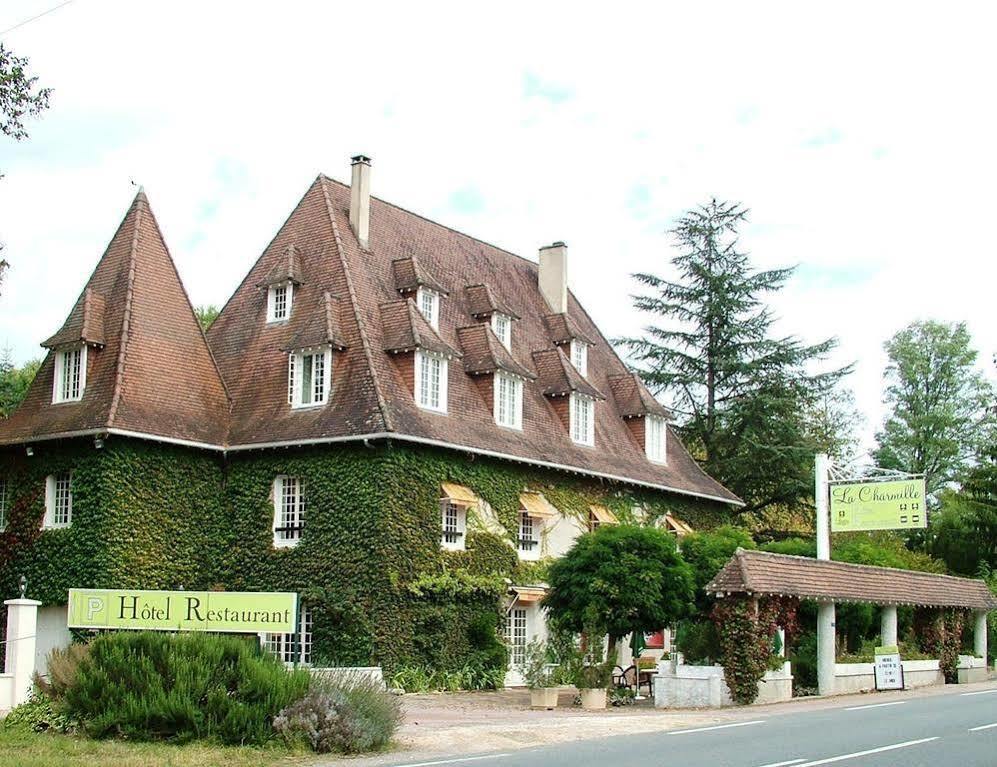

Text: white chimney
xmin=349 ymin=155 xmax=372 ymax=249
xmin=538 ymin=242 xmax=568 ymax=313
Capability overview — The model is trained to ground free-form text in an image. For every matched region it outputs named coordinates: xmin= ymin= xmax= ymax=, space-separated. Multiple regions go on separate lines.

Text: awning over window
xmin=441 ymin=482 xmax=478 ymax=507
xmin=662 ymin=514 xmax=694 ymax=536
xmin=520 ymin=492 xmax=558 ymax=519
xmin=589 ymin=505 xmax=618 ymax=525
xmin=510 ymin=585 xmax=547 ymax=604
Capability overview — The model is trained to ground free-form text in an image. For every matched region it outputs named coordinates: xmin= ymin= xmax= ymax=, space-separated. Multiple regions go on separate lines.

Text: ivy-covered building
xmin=0 ymin=156 xmax=739 ymax=681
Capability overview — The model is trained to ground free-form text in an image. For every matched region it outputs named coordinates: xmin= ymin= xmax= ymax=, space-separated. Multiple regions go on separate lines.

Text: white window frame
xmin=570 ymin=393 xmax=595 ymax=447
xmin=52 ymin=345 xmax=87 ymax=403
xmin=260 ymin=605 xmax=312 ymax=666
xmin=569 ymin=339 xmax=588 ymax=377
xmin=491 ymin=312 xmax=512 ymax=350
xmin=272 ymin=475 xmax=305 ymax=548
xmin=287 ymin=347 xmax=332 ymax=409
xmin=493 ymin=372 xmax=523 ymax=430
xmin=645 ymin=415 xmax=667 ymax=464
xmin=416 ymin=286 xmax=441 ymax=330
xmin=43 ymin=472 xmax=73 ymax=529
xmin=517 ymin=512 xmax=540 ymax=560
xmin=505 ymin=607 xmax=528 ymax=669
xmin=440 ymin=500 xmax=467 ymax=550
xmin=0 ymin=478 xmax=7 ymax=532
xmin=415 ymin=350 xmax=448 ymax=413
xmin=266 ymin=281 xmax=293 ymax=323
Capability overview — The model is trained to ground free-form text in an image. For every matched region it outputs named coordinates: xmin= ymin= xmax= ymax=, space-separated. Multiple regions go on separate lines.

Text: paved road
xmin=384 ymin=686 xmax=997 ymax=767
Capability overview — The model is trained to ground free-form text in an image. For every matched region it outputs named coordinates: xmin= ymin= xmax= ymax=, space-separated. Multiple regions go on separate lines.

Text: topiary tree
xmin=542 ymin=524 xmax=695 ymax=663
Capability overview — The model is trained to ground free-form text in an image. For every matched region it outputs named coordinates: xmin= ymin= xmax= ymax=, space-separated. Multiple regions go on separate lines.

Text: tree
xmin=0 ymin=348 xmax=40 ymax=418
xmin=617 ymin=199 xmax=852 ymax=513
xmin=873 ymin=320 xmax=994 ymax=497
xmin=542 ymin=525 xmax=694 ymax=661
xmin=195 ymin=305 xmax=220 ymax=331
xmin=1 ymin=42 xmax=51 ymax=294
xmin=678 ymin=525 xmax=755 ymax=614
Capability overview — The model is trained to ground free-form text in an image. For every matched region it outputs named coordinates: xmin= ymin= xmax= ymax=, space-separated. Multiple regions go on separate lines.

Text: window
xmin=43 ymin=472 xmax=72 ymax=529
xmin=517 ymin=512 xmax=539 ymax=556
xmin=491 ymin=313 xmax=512 ymax=350
xmin=273 ymin=476 xmax=305 ymax=547
xmin=494 ymin=372 xmax=523 ymax=429
xmin=0 ymin=478 xmax=7 ymax=532
xmin=416 ymin=287 xmax=440 ymax=330
xmin=505 ymin=608 xmax=528 ymax=668
xmin=441 ymin=501 xmax=466 ymax=550
xmin=570 ymin=393 xmax=595 ymax=446
xmin=266 ymin=282 xmax=293 ymax=323
xmin=645 ymin=415 xmax=667 ymax=463
xmin=53 ymin=346 xmax=86 ymax=403
xmin=288 ymin=348 xmax=331 ymax=408
xmin=415 ymin=350 xmax=448 ymax=413
xmin=261 ymin=605 xmax=313 ymax=666
xmin=569 ymin=340 xmax=588 ymax=377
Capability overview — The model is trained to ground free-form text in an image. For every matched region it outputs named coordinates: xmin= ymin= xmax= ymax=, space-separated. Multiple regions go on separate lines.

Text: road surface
xmin=383 ymin=685 xmax=997 ymax=767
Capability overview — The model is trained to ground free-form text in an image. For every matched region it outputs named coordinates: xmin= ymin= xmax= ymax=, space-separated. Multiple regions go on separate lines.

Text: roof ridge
xmin=743 ymin=549 xmax=980 ymax=583
xmin=106 ymin=192 xmax=142 ymax=428
xmin=319 ymin=175 xmax=393 ymax=432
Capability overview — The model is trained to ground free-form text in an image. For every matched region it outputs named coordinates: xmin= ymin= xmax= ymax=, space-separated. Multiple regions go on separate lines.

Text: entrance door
xmin=505 ymin=607 xmax=528 ymax=686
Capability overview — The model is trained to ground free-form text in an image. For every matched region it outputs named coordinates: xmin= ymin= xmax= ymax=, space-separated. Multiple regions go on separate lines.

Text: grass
xmin=0 ymin=728 xmax=322 ymax=767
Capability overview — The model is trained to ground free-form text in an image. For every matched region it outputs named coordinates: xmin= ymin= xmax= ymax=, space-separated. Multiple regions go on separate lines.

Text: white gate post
xmin=4 ymin=597 xmax=42 ymax=708
xmin=817 ymin=600 xmax=836 ymax=696
xmin=974 ymin=610 xmax=988 ymax=664
xmin=881 ymin=605 xmax=898 ymax=648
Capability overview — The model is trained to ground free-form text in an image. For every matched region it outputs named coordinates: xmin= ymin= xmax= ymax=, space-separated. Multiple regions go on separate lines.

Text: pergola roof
xmin=706 ymin=549 xmax=997 ymax=610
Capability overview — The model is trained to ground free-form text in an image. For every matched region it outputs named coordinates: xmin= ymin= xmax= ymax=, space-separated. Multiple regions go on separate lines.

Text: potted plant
xmin=518 ymin=638 xmax=560 ymax=709
xmin=574 ymin=631 xmax=612 ymax=710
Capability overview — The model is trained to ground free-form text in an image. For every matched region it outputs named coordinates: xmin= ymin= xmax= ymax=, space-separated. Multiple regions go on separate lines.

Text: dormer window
xmin=417 ymin=287 xmax=440 ymax=330
xmin=569 ymin=340 xmax=588 ymax=377
xmin=491 ymin=313 xmax=512 ymax=350
xmin=646 ymin=415 xmax=667 ymax=463
xmin=288 ymin=347 xmax=331 ymax=408
xmin=570 ymin=392 xmax=595 ymax=446
xmin=267 ymin=281 xmax=293 ymax=323
xmin=53 ymin=346 xmax=86 ymax=403
xmin=494 ymin=372 xmax=523 ymax=429
xmin=415 ymin=350 xmax=447 ymax=413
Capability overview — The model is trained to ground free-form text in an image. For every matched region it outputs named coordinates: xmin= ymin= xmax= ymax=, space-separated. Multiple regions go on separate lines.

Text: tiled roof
xmin=705 ymin=549 xmax=997 ymax=609
xmin=380 ymin=299 xmax=461 ymax=358
xmin=257 ymin=243 xmax=304 ymax=286
xmin=607 ymin=373 xmax=670 ymax=419
xmin=464 ymin=284 xmax=519 ymax=320
xmin=0 ymin=190 xmax=230 ymax=447
xmin=544 ymin=313 xmax=594 ymax=346
xmin=532 ymin=347 xmax=605 ymax=400
xmin=392 ymin=256 xmax=448 ymax=296
xmin=283 ymin=292 xmax=348 ymax=352
xmin=457 ymin=324 xmax=535 ymax=379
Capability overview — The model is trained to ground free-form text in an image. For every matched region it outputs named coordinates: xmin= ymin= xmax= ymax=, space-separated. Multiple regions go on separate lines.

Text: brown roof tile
xmin=457 ymin=324 xmax=535 ymax=379
xmin=464 ymin=284 xmax=519 ymax=320
xmin=532 ymin=347 xmax=605 ymax=400
xmin=381 ymin=299 xmax=461 ymax=358
xmin=544 ymin=313 xmax=595 ymax=346
xmin=392 ymin=256 xmax=448 ymax=296
xmin=607 ymin=373 xmax=670 ymax=419
xmin=705 ymin=549 xmax=997 ymax=609
xmin=283 ymin=292 xmax=348 ymax=351
xmin=42 ymin=288 xmax=107 ymax=349
xmin=256 ymin=243 xmax=304 ymax=286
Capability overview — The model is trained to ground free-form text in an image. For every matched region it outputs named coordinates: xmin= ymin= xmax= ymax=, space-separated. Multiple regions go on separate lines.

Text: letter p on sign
xmin=87 ymin=597 xmax=104 ymax=621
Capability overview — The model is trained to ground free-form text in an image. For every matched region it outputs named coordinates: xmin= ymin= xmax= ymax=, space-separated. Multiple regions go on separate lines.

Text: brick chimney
xmin=349 ymin=155 xmax=372 ymax=249
xmin=538 ymin=242 xmax=568 ymax=313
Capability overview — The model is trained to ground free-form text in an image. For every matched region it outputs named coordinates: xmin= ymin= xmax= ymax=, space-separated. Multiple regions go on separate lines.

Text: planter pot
xmin=530 ymin=688 xmax=559 ymax=709
xmin=579 ymin=688 xmax=607 ymax=710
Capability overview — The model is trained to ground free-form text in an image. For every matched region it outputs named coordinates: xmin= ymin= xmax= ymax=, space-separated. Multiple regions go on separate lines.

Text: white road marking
xmin=392 ymin=754 xmax=513 ymax=767
xmin=755 ymin=759 xmax=806 ymax=767
xmin=843 ymin=701 xmax=906 ymax=711
xmin=962 ymin=689 xmax=997 ymax=696
xmin=668 ymin=720 xmax=765 ymax=735
xmin=791 ymin=737 xmax=938 ymax=767
xmin=969 ymin=722 xmax=997 ymax=732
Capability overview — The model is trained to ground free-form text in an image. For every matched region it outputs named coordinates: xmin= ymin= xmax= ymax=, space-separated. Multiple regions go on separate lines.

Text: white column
xmin=817 ymin=601 xmax=836 ymax=696
xmin=974 ymin=610 xmax=988 ymax=662
xmin=777 ymin=627 xmax=786 ymax=657
xmin=4 ymin=598 xmax=42 ymax=707
xmin=881 ymin=605 xmax=898 ymax=647
xmin=815 ymin=454 xmax=831 ymax=561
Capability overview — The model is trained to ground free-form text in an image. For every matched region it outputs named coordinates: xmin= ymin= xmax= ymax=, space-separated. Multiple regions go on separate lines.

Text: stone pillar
xmin=881 ymin=605 xmax=898 ymax=648
xmin=974 ymin=610 xmax=988 ymax=663
xmin=817 ymin=601 xmax=836 ymax=696
xmin=4 ymin=598 xmax=42 ymax=707
xmin=777 ymin=627 xmax=786 ymax=657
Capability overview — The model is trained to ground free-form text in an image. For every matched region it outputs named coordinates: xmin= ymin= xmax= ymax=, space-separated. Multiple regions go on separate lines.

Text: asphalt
xmin=380 ymin=685 xmax=997 ymax=767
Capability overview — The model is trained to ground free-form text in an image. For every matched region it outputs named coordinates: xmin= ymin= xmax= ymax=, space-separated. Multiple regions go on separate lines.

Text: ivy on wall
xmin=0 ymin=437 xmax=731 ymax=675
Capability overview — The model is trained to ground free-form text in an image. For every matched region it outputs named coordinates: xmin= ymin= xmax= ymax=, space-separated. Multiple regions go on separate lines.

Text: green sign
xmin=68 ymin=589 xmax=298 ymax=633
xmin=830 ymin=478 xmax=927 ymax=532
xmin=875 ymin=645 xmax=899 ymax=656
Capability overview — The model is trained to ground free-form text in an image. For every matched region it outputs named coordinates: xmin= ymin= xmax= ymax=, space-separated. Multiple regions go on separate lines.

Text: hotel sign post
xmin=68 ymin=589 xmax=298 ymax=634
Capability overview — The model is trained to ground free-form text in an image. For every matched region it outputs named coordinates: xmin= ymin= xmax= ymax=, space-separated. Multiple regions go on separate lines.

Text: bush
xmin=274 ymin=674 xmax=401 ymax=754
xmin=676 ymin=620 xmax=720 ymax=665
xmin=62 ymin=631 xmax=310 ymax=745
xmin=517 ymin=638 xmax=556 ymax=690
xmin=34 ymin=642 xmax=90 ymax=702
xmin=389 ymin=661 xmax=505 ymax=692
xmin=2 ymin=689 xmax=78 ymax=733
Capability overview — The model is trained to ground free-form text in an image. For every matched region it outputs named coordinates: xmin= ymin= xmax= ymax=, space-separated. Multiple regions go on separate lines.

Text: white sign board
xmin=874 ymin=646 xmax=904 ymax=691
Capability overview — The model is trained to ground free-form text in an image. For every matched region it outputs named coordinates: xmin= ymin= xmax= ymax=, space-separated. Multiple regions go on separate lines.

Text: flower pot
xmin=530 ymin=687 xmax=559 ymax=709
xmin=579 ymin=688 xmax=607 ymax=710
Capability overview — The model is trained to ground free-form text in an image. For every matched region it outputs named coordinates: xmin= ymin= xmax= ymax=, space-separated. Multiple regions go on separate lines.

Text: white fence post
xmin=3 ymin=598 xmax=42 ymax=710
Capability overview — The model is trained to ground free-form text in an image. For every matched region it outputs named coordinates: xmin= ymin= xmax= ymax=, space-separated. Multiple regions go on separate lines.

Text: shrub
xmin=389 ymin=661 xmax=506 ymax=692
xmin=1 ymin=689 xmax=78 ymax=733
xmin=518 ymin=638 xmax=555 ymax=690
xmin=62 ymin=631 xmax=310 ymax=745
xmin=274 ymin=674 xmax=401 ymax=754
xmin=33 ymin=642 xmax=90 ymax=702
xmin=675 ymin=620 xmax=720 ymax=665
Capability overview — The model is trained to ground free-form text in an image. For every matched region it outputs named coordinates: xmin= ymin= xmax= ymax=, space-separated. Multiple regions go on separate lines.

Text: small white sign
xmin=874 ymin=648 xmax=904 ymax=691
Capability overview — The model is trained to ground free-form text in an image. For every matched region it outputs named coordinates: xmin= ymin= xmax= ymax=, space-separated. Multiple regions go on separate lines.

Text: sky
xmin=1 ymin=0 xmax=994 ymax=453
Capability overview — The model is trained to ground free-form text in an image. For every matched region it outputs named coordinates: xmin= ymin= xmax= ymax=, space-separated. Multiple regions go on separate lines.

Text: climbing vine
xmin=915 ymin=607 xmax=967 ymax=682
